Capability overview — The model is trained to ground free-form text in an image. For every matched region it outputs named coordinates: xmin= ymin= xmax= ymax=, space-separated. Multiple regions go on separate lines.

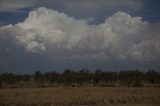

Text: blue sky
xmin=0 ymin=0 xmax=160 ymax=73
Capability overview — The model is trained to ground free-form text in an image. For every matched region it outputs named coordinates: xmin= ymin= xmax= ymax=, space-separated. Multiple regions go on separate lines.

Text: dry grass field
xmin=0 ymin=87 xmax=160 ymax=106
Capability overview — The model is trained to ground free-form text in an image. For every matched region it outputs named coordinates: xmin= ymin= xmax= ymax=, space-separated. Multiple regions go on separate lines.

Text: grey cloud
xmin=0 ymin=0 xmax=144 ymax=12
xmin=128 ymin=38 xmax=160 ymax=61
xmin=55 ymin=0 xmax=144 ymax=10
xmin=0 ymin=0 xmax=36 ymax=12
xmin=0 ymin=7 xmax=159 ymax=61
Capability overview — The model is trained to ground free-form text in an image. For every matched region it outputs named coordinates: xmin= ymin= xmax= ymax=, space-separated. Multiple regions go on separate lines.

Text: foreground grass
xmin=0 ymin=87 xmax=160 ymax=106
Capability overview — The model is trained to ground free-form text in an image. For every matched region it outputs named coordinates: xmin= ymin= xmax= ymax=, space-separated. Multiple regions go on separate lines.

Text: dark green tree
xmin=22 ymin=74 xmax=31 ymax=81
xmin=62 ymin=69 xmax=75 ymax=86
xmin=76 ymin=69 xmax=91 ymax=86
xmin=94 ymin=69 xmax=102 ymax=86
xmin=44 ymin=71 xmax=59 ymax=83
xmin=146 ymin=69 xmax=159 ymax=84
xmin=34 ymin=71 xmax=45 ymax=87
xmin=0 ymin=75 xmax=2 ymax=88
xmin=0 ymin=73 xmax=17 ymax=85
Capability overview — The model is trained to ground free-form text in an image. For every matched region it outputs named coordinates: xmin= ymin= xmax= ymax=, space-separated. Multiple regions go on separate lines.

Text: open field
xmin=0 ymin=87 xmax=160 ymax=106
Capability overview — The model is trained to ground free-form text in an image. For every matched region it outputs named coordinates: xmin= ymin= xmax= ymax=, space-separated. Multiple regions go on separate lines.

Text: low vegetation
xmin=0 ymin=69 xmax=160 ymax=88
xmin=0 ymin=69 xmax=160 ymax=106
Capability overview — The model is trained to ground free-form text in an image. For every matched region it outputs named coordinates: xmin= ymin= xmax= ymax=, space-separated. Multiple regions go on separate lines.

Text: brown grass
xmin=0 ymin=87 xmax=160 ymax=106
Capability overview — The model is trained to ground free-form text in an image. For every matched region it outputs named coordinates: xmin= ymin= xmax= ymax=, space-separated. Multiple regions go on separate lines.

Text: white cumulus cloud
xmin=0 ymin=7 xmax=159 ymax=61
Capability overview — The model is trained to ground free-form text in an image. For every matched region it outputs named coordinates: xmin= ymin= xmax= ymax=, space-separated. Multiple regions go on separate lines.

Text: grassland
xmin=0 ymin=87 xmax=160 ymax=106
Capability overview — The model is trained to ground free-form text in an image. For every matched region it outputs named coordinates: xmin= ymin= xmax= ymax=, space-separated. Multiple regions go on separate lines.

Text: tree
xmin=146 ymin=69 xmax=158 ymax=84
xmin=62 ymin=69 xmax=75 ymax=86
xmin=34 ymin=71 xmax=42 ymax=81
xmin=22 ymin=74 xmax=31 ymax=81
xmin=0 ymin=73 xmax=17 ymax=85
xmin=34 ymin=71 xmax=45 ymax=87
xmin=0 ymin=75 xmax=2 ymax=88
xmin=119 ymin=70 xmax=132 ymax=87
xmin=94 ymin=69 xmax=102 ymax=86
xmin=76 ymin=69 xmax=91 ymax=86
xmin=132 ymin=69 xmax=144 ymax=87
xmin=44 ymin=71 xmax=59 ymax=84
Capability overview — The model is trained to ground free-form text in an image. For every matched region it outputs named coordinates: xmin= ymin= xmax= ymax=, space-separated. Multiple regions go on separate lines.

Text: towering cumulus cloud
xmin=0 ymin=7 xmax=160 ymax=61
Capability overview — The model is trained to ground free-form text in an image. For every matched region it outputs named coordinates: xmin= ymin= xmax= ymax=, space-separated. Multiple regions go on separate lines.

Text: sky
xmin=0 ymin=0 xmax=160 ymax=73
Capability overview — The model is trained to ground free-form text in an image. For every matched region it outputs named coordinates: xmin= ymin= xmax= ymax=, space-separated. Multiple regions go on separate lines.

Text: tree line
xmin=0 ymin=69 xmax=160 ymax=88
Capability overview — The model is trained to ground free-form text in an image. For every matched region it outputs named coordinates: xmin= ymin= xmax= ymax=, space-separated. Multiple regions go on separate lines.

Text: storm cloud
xmin=0 ymin=7 xmax=160 ymax=61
